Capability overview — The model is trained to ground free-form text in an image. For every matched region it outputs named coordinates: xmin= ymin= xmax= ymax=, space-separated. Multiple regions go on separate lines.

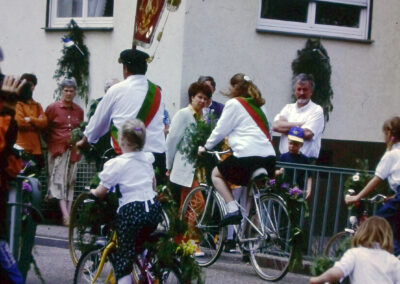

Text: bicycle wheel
xmin=247 ymin=194 xmax=292 ymax=281
xmin=74 ymin=247 xmax=116 ymax=284
xmin=158 ymin=266 xmax=182 ymax=284
xmin=180 ymin=185 xmax=224 ymax=267
xmin=69 ymin=193 xmax=100 ymax=266
xmin=324 ymin=231 xmax=353 ymax=261
xmin=157 ymin=208 xmax=170 ymax=232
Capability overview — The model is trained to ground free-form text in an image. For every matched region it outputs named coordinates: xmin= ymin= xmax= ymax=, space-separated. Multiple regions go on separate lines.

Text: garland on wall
xmin=53 ymin=20 xmax=90 ymax=104
xmin=291 ymin=39 xmax=333 ymax=122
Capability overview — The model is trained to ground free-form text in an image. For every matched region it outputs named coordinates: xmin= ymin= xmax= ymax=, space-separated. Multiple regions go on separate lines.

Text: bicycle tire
xmin=324 ymin=231 xmax=353 ymax=261
xmin=248 ymin=194 xmax=293 ymax=281
xmin=74 ymin=247 xmax=116 ymax=284
xmin=180 ymin=185 xmax=225 ymax=267
xmin=69 ymin=192 xmax=100 ymax=266
xmin=158 ymin=208 xmax=170 ymax=232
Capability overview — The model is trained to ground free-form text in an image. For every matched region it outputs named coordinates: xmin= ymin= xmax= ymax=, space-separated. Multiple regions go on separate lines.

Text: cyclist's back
xmin=90 ymin=119 xmax=162 ymax=284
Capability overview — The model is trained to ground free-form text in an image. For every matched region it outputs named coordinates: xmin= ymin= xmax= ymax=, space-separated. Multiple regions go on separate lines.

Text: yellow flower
xmin=176 ymin=239 xmax=196 ymax=256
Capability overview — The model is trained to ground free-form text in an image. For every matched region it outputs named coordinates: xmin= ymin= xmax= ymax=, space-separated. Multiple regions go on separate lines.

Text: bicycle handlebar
xmin=205 ymin=149 xmax=232 ymax=161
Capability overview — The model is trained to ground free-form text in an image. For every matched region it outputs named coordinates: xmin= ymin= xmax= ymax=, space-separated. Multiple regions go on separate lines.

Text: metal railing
xmin=277 ymin=161 xmax=374 ymax=258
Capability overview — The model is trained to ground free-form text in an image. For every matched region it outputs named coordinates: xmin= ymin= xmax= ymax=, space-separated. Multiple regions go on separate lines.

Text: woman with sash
xmin=198 ymin=73 xmax=276 ymax=226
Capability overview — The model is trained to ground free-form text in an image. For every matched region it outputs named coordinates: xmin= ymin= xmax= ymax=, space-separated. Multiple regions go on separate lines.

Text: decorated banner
xmin=133 ymin=0 xmax=166 ymax=48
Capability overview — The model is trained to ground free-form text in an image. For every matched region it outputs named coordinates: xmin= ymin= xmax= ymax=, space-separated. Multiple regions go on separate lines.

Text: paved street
xmin=26 ymin=225 xmax=310 ymax=284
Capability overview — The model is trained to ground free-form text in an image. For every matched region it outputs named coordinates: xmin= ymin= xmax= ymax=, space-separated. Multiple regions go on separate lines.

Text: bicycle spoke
xmin=180 ymin=186 xmax=224 ymax=267
xmin=247 ymin=195 xmax=292 ymax=282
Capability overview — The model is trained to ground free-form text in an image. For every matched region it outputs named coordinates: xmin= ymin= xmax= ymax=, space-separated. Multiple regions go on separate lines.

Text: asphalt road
xmin=26 ymin=225 xmax=311 ymax=284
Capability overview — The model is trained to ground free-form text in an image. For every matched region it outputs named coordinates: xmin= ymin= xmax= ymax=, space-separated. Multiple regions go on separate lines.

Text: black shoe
xmin=224 ymin=240 xmax=237 ymax=253
xmin=220 ymin=210 xmax=242 ymax=226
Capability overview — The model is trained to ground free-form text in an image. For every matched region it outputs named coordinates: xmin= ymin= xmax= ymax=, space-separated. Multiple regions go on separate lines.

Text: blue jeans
xmin=376 ymin=187 xmax=400 ymax=256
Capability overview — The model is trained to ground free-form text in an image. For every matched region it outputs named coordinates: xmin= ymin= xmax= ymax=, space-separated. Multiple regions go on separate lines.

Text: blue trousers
xmin=376 ymin=188 xmax=400 ymax=256
xmin=0 ymin=240 xmax=24 ymax=284
xmin=114 ymin=198 xmax=162 ymax=280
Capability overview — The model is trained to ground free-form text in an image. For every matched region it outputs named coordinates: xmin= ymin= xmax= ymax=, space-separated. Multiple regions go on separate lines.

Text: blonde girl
xmin=345 ymin=116 xmax=400 ymax=255
xmin=310 ymin=216 xmax=400 ymax=283
xmin=91 ymin=119 xmax=162 ymax=284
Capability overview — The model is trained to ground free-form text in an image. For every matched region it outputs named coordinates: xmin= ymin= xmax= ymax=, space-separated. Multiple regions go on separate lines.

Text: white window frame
xmin=257 ymin=0 xmax=371 ymax=40
xmin=48 ymin=0 xmax=114 ymax=29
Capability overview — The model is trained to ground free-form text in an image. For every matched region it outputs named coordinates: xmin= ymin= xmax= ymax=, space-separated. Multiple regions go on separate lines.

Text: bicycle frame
xmin=195 ymin=183 xmax=227 ymax=229
xmin=91 ymin=232 xmax=117 ymax=283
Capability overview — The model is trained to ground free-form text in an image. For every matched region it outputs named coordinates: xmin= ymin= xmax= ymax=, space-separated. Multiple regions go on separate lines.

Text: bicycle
xmin=73 ymin=195 xmax=180 ymax=284
xmin=69 ymin=191 xmax=170 ymax=267
xmin=323 ymin=191 xmax=387 ymax=260
xmin=180 ymin=150 xmax=293 ymax=281
xmin=68 ymin=148 xmax=170 ymax=266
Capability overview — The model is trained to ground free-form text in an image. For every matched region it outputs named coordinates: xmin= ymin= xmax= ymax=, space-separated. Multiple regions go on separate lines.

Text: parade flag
xmin=133 ymin=0 xmax=166 ymax=48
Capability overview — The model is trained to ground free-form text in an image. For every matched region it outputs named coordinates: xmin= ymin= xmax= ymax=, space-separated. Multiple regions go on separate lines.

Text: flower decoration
xmin=265 ymin=175 xmax=309 ymax=271
xmin=344 ymin=160 xmax=372 ymax=197
xmin=22 ymin=181 xmax=32 ymax=193
xmin=289 ymin=186 xmax=303 ymax=198
xmin=352 ymin=172 xmax=360 ymax=182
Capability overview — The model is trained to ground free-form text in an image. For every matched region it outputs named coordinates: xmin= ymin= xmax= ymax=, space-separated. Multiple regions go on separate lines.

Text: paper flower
xmin=62 ymin=37 xmax=84 ymax=56
xmin=22 ymin=181 xmax=32 ymax=193
xmin=269 ymin=179 xmax=276 ymax=186
xmin=352 ymin=173 xmax=360 ymax=182
xmin=289 ymin=186 xmax=303 ymax=197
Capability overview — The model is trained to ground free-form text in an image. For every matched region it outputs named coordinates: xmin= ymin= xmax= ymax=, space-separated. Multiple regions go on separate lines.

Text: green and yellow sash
xmin=110 ymin=80 xmax=161 ymax=154
xmin=236 ymin=97 xmax=272 ymax=143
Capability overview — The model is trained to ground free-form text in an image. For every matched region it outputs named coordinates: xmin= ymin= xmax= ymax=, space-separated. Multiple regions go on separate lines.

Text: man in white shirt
xmin=272 ymin=73 xmax=324 ymax=162
xmin=77 ymin=48 xmax=166 ymax=183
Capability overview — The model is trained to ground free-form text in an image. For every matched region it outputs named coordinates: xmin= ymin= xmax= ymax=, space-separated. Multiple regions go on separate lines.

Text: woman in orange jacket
xmin=15 ymin=73 xmax=47 ymax=171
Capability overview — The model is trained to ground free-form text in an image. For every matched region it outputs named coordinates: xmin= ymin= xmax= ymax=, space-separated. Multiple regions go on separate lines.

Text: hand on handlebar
xmin=198 ymin=146 xmax=206 ymax=156
xmin=76 ymin=136 xmax=90 ymax=150
xmin=345 ymin=194 xmax=359 ymax=205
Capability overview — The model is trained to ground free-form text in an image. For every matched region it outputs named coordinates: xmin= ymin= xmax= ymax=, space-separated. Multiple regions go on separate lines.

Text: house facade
xmin=1 ymin=0 xmax=399 ymax=167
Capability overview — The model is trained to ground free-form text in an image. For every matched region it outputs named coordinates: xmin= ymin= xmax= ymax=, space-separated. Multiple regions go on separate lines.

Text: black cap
xmin=118 ymin=49 xmax=150 ymax=66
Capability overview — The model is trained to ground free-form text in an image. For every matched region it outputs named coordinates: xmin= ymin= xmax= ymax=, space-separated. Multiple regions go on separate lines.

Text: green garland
xmin=53 ymin=20 xmax=90 ymax=105
xmin=152 ymin=185 xmax=203 ymax=283
xmin=291 ymin=38 xmax=333 ymax=122
xmin=177 ymin=115 xmax=222 ymax=169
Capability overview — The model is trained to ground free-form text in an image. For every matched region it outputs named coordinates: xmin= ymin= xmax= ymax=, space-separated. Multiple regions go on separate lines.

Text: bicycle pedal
xmin=95 ymin=237 xmax=107 ymax=246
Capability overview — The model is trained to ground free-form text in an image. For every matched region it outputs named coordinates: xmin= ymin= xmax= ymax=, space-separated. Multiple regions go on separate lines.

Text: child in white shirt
xmin=310 ymin=216 xmax=400 ymax=284
xmin=91 ymin=119 xmax=162 ymax=284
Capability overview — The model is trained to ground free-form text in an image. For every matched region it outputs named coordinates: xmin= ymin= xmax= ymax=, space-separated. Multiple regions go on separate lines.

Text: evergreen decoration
xmin=53 ymin=20 xmax=90 ymax=104
xmin=291 ymin=39 xmax=333 ymax=122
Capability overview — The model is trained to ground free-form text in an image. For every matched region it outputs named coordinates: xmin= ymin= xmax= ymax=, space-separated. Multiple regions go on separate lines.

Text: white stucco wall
xmin=180 ymin=0 xmax=400 ymax=143
xmin=0 ymin=0 xmax=399 ymax=143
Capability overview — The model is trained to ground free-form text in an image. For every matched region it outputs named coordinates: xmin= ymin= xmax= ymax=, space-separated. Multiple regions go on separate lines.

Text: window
xmin=257 ymin=0 xmax=371 ymax=40
xmin=48 ymin=0 xmax=114 ymax=28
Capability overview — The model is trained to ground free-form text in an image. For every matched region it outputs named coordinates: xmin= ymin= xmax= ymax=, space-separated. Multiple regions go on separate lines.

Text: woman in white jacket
xmin=199 ymin=73 xmax=276 ymax=226
xmin=166 ymin=82 xmax=212 ymax=206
